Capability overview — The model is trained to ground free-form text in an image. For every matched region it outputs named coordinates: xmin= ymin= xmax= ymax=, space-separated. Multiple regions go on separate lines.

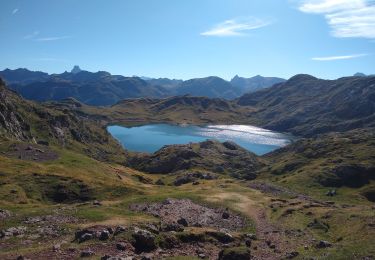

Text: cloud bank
xmin=299 ymin=0 xmax=375 ymax=39
xmin=201 ymin=17 xmax=271 ymax=37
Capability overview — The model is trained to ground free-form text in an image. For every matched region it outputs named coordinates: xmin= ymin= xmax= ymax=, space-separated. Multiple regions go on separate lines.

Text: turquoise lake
xmin=107 ymin=124 xmax=292 ymax=155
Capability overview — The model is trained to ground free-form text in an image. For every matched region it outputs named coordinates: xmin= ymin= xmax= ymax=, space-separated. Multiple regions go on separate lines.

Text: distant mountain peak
xmin=354 ymin=72 xmax=366 ymax=77
xmin=71 ymin=65 xmax=82 ymax=74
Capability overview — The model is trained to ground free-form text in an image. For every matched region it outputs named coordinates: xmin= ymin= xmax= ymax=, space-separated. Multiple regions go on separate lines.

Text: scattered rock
xmin=0 ymin=226 xmax=27 ymax=238
xmin=116 ymin=242 xmax=127 ymax=251
xmin=326 ymin=189 xmax=337 ymax=196
xmin=161 ymin=222 xmax=184 ymax=232
xmin=52 ymin=244 xmax=61 ymax=252
xmin=286 ymin=251 xmax=299 ymax=259
xmin=206 ymin=231 xmax=234 ymax=244
xmin=218 ymin=246 xmax=251 ymax=260
xmin=0 ymin=209 xmax=11 ymax=219
xmin=245 ymin=239 xmax=251 ymax=247
xmin=244 ymin=233 xmax=257 ymax=240
xmin=16 ymin=256 xmax=31 ymax=260
xmin=130 ymin=198 xmax=246 ymax=231
xmin=316 ymin=240 xmax=332 ymax=248
xmin=155 ymin=179 xmax=165 ymax=185
xmin=114 ymin=226 xmax=126 ymax=235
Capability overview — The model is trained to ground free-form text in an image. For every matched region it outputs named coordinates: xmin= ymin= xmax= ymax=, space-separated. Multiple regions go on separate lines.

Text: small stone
xmin=177 ymin=218 xmax=188 ymax=227
xmin=114 ymin=226 xmax=126 ymax=235
xmin=155 ymin=179 xmax=165 ymax=185
xmin=99 ymin=230 xmax=110 ymax=240
xmin=286 ymin=251 xmax=299 ymax=259
xmin=79 ymin=233 xmax=93 ymax=243
xmin=16 ymin=256 xmax=31 ymax=260
xmin=52 ymin=244 xmax=61 ymax=252
xmin=116 ymin=242 xmax=127 ymax=251
xmin=316 ymin=240 xmax=332 ymax=248
xmin=198 ymin=253 xmax=206 ymax=259
xmin=245 ymin=239 xmax=251 ymax=247
xmin=93 ymin=200 xmax=102 ymax=206
xmin=222 ymin=211 xmax=230 ymax=219
xmin=245 ymin=233 xmax=257 ymax=240
xmin=80 ymin=249 xmax=95 ymax=257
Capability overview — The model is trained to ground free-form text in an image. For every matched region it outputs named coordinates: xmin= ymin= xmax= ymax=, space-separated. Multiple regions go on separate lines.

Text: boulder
xmin=131 ymin=228 xmax=156 ymax=253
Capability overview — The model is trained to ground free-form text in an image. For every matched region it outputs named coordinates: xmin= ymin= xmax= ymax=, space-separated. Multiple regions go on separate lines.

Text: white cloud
xmin=201 ymin=17 xmax=272 ymax=37
xmin=12 ymin=8 xmax=19 ymax=15
xmin=34 ymin=36 xmax=72 ymax=41
xmin=312 ymin=53 xmax=368 ymax=61
xmin=24 ymin=31 xmax=40 ymax=39
xmin=299 ymin=0 xmax=375 ymax=38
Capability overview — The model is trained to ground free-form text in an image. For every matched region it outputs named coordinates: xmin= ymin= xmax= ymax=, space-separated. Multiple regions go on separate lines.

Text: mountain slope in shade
xmin=231 ymin=75 xmax=286 ymax=93
xmin=10 ymin=73 xmax=168 ymax=106
xmin=0 ymin=68 xmax=49 ymax=84
xmin=174 ymin=76 xmax=240 ymax=99
xmin=237 ymin=74 xmax=375 ymax=136
xmin=1 ymin=68 xmax=289 ymax=104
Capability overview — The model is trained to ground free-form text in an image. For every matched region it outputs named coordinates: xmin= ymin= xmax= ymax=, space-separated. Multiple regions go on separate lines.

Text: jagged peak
xmin=71 ymin=65 xmax=82 ymax=74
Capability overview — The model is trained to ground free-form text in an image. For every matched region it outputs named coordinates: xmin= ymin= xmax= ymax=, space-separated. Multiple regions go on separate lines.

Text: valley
xmin=1 ymin=72 xmax=374 ymax=259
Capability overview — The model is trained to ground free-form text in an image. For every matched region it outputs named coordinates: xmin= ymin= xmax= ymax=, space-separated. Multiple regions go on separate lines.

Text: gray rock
xmin=316 ymin=240 xmax=332 ymax=248
xmin=132 ymin=228 xmax=156 ymax=253
xmin=286 ymin=251 xmax=299 ymax=259
xmin=79 ymin=233 xmax=94 ymax=243
xmin=80 ymin=249 xmax=95 ymax=257
xmin=177 ymin=218 xmax=188 ymax=227
xmin=116 ymin=242 xmax=127 ymax=251
xmin=114 ymin=226 xmax=126 ymax=235
xmin=99 ymin=230 xmax=110 ymax=240
xmin=222 ymin=211 xmax=230 ymax=219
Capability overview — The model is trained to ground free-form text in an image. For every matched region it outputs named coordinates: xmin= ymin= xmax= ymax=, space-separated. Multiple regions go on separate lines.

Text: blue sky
xmin=1 ymin=0 xmax=374 ymax=80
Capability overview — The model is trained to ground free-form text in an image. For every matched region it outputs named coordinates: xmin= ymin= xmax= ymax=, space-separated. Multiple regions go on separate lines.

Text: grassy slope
xmin=1 ymin=78 xmax=374 ymax=258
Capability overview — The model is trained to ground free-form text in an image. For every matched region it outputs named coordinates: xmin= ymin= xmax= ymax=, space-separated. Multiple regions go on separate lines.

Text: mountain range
xmin=0 ymin=67 xmax=285 ymax=105
xmin=1 ymin=71 xmax=375 ymax=259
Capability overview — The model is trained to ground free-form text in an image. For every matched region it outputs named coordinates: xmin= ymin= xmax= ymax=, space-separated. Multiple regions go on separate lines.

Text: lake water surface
xmin=108 ymin=124 xmax=292 ymax=155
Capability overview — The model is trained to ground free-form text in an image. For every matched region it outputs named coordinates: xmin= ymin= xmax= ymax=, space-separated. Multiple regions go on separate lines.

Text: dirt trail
xmin=207 ymin=192 xmax=296 ymax=260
